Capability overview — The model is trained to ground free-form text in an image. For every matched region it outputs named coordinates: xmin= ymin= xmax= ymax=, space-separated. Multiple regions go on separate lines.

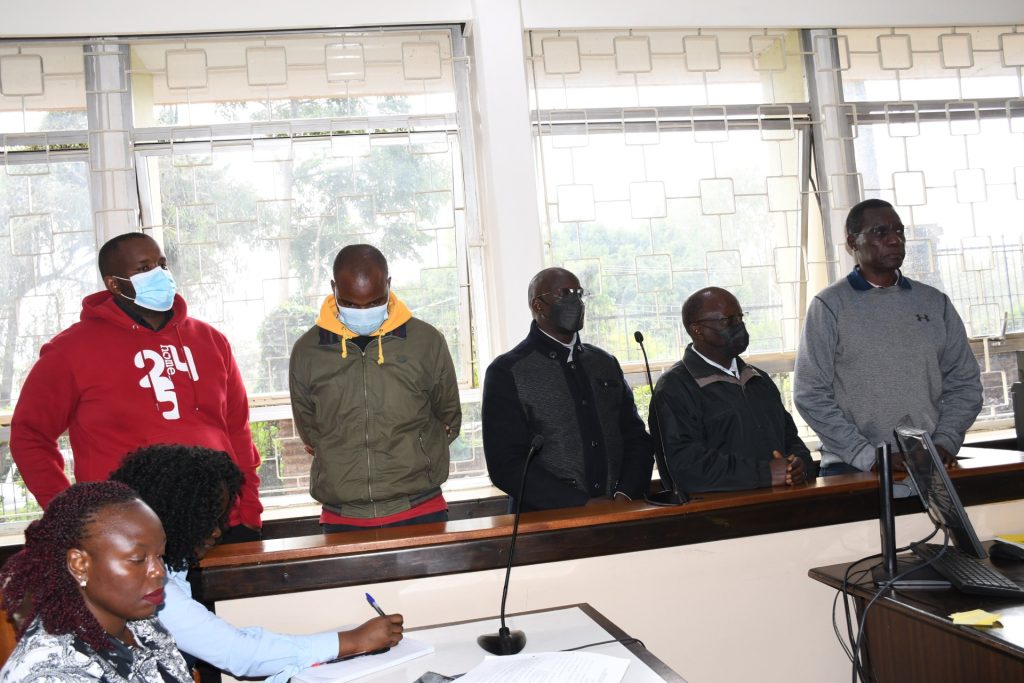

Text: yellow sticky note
xmin=996 ymin=534 xmax=1024 ymax=544
xmin=949 ymin=609 xmax=1002 ymax=627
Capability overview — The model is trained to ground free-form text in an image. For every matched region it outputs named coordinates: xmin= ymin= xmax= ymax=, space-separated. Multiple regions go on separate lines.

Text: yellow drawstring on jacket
xmin=337 ymin=331 xmax=385 ymax=365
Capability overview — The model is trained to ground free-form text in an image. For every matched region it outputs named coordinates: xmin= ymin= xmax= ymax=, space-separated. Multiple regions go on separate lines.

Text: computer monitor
xmin=893 ymin=425 xmax=988 ymax=560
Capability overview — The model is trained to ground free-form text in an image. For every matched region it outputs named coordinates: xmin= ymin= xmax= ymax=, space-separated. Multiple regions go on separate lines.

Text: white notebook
xmin=292 ymin=637 xmax=435 ymax=683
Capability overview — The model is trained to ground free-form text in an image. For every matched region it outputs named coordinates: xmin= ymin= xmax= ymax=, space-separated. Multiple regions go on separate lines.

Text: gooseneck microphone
xmin=478 ymin=434 xmax=544 ymax=655
xmin=634 ymin=331 xmax=688 ymax=506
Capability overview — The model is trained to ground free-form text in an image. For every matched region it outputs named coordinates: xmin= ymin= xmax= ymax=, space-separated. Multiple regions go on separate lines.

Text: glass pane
xmin=528 ymin=28 xmax=808 ymax=110
xmin=0 ymin=44 xmax=88 ymax=133
xmin=0 ymin=160 xmax=95 ymax=409
xmin=142 ymin=135 xmax=468 ymax=396
xmin=837 ymin=26 xmax=1024 ymax=103
xmin=130 ymin=31 xmax=457 ymax=127
xmin=854 ymin=118 xmax=1024 ymax=339
xmin=538 ymin=128 xmax=805 ymax=364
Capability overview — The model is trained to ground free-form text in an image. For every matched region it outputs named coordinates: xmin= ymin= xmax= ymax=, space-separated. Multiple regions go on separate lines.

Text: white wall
xmin=214 ymin=499 xmax=1024 ymax=683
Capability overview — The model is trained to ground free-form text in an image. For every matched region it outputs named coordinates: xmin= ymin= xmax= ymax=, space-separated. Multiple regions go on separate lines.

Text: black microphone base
xmin=477 ymin=627 xmax=526 ymax=655
xmin=645 ymin=488 xmax=688 ymax=506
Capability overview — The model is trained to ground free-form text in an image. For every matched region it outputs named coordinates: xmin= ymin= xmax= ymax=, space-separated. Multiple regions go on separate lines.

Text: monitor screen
xmin=894 ymin=425 xmax=987 ymax=559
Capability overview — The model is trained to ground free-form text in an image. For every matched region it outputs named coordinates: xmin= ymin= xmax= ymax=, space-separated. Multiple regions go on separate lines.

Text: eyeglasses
xmin=857 ymin=224 xmax=906 ymax=240
xmin=535 ymin=287 xmax=592 ymax=301
xmin=694 ymin=313 xmax=744 ymax=328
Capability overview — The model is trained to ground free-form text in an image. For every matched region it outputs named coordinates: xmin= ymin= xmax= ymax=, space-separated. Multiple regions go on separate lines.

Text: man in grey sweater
xmin=793 ymin=199 xmax=983 ymax=476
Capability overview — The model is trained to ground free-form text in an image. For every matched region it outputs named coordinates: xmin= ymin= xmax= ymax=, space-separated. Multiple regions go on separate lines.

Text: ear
xmin=846 ymin=232 xmax=858 ymax=253
xmin=67 ymin=547 xmax=89 ymax=586
xmin=102 ymin=275 xmax=120 ymax=296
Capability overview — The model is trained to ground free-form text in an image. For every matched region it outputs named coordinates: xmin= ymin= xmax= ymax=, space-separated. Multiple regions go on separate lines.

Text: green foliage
xmin=250 ymin=421 xmax=284 ymax=490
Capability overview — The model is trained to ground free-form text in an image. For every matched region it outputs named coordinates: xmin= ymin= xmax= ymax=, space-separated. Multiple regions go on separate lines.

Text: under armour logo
xmin=916 ymin=314 xmax=930 ymax=322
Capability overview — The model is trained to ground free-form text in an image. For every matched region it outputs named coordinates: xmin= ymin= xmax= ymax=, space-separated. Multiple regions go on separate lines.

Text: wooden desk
xmin=295 ymin=604 xmax=686 ymax=683
xmin=192 ymin=448 xmax=1024 ymax=604
xmin=809 ymin=545 xmax=1024 ymax=682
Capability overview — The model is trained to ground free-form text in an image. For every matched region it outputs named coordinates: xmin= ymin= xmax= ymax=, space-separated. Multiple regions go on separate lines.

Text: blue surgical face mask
xmin=114 ymin=267 xmax=177 ymax=312
xmin=336 ymin=290 xmax=389 ymax=336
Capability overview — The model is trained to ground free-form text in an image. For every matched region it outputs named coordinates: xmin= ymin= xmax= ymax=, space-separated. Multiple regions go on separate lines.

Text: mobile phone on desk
xmin=315 ymin=646 xmax=391 ymax=667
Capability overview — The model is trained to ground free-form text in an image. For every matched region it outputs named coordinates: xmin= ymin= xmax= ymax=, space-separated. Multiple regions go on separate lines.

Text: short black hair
xmin=110 ymin=444 xmax=243 ymax=572
xmin=97 ymin=232 xmax=152 ymax=277
xmin=681 ymin=286 xmax=732 ymax=327
xmin=332 ymin=244 xmax=389 ymax=278
xmin=845 ymin=198 xmax=893 ymax=235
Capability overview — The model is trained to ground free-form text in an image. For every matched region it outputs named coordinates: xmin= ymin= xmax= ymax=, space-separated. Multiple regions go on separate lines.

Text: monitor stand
xmin=871 ymin=557 xmax=951 ymax=590
xmin=874 ymin=443 xmax=951 ymax=590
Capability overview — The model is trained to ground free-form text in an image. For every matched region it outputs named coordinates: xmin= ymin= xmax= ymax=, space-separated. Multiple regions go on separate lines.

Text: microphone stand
xmin=634 ymin=331 xmax=687 ymax=505
xmin=477 ymin=434 xmax=544 ymax=656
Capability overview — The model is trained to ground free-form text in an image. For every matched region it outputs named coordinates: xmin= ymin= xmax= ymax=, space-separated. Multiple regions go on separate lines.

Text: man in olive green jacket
xmin=289 ymin=245 xmax=461 ymax=532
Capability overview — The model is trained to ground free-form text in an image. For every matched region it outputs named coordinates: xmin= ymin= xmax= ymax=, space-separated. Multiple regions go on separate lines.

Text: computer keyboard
xmin=911 ymin=543 xmax=1024 ymax=598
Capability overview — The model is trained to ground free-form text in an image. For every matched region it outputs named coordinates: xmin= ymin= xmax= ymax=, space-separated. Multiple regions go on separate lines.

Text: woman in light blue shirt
xmin=110 ymin=444 xmax=403 ymax=683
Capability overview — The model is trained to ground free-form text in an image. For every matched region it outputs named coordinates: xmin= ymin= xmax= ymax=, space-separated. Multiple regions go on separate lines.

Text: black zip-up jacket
xmin=482 ymin=322 xmax=654 ymax=512
xmin=651 ymin=345 xmax=814 ymax=493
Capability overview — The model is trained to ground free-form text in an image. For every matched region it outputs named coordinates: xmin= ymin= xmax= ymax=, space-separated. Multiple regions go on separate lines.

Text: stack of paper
xmin=292 ymin=637 xmax=434 ymax=683
xmin=457 ymin=651 xmax=629 ymax=683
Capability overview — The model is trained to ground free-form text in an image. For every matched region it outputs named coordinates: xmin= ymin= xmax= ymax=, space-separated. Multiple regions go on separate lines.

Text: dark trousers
xmin=320 ymin=509 xmax=449 ymax=534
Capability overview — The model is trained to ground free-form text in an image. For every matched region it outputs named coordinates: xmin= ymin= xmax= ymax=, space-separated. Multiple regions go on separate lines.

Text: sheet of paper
xmin=948 ymin=609 xmax=1002 ymax=627
xmin=292 ymin=637 xmax=434 ymax=683
xmin=995 ymin=534 xmax=1024 ymax=546
xmin=456 ymin=651 xmax=629 ymax=683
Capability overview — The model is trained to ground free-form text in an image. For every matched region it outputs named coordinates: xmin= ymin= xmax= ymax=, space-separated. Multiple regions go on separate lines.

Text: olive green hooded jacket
xmin=289 ymin=292 xmax=461 ymax=518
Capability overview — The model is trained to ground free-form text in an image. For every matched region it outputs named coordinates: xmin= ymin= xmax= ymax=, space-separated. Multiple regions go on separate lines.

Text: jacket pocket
xmin=417 ymin=434 xmax=434 ymax=482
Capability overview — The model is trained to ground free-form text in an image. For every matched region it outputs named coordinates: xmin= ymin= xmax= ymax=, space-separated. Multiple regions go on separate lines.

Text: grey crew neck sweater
xmin=793 ymin=273 xmax=982 ymax=471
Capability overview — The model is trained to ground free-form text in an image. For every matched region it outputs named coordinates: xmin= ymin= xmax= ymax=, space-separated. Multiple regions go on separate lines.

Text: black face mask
xmin=718 ymin=322 xmax=749 ymax=357
xmin=547 ymin=297 xmax=586 ymax=334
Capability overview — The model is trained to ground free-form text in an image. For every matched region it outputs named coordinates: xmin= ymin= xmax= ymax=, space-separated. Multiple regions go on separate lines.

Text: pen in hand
xmin=366 ymin=592 xmax=387 ymax=617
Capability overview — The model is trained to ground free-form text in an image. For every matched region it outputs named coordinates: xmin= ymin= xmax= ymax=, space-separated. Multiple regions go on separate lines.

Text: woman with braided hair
xmin=0 ymin=481 xmax=192 ymax=682
xmin=110 ymin=444 xmax=402 ymax=683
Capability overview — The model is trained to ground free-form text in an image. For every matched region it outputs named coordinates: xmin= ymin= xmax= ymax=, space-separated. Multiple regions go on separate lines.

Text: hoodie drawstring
xmin=175 ymin=323 xmax=200 ymax=413
xmin=338 ymin=332 xmax=385 ymax=365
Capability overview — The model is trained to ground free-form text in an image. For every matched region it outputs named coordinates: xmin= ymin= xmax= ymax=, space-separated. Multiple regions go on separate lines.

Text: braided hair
xmin=110 ymin=444 xmax=243 ymax=572
xmin=0 ymin=481 xmax=141 ymax=652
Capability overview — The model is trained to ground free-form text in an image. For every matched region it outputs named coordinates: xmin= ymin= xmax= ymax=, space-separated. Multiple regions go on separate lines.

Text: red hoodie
xmin=10 ymin=291 xmax=263 ymax=528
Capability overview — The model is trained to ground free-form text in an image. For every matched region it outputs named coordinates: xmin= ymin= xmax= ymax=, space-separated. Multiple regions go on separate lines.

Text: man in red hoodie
xmin=10 ymin=233 xmax=263 ymax=536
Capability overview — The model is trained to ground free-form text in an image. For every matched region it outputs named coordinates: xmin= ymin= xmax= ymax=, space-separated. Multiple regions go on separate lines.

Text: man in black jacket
xmin=651 ymin=287 xmax=814 ymax=493
xmin=482 ymin=267 xmax=654 ymax=511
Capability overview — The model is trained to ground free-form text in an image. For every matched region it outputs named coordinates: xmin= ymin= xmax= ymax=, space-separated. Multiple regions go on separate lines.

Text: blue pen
xmin=366 ymin=592 xmax=386 ymax=617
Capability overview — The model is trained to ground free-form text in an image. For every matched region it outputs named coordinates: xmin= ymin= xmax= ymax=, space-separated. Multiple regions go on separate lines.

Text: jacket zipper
xmin=360 ymin=346 xmax=375 ymax=515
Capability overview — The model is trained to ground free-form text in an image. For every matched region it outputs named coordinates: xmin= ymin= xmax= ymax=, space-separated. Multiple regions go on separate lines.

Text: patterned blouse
xmin=0 ymin=617 xmax=192 ymax=682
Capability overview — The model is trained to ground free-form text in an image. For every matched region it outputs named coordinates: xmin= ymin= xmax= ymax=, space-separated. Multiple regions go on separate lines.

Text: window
xmin=128 ymin=28 xmax=484 ymax=498
xmin=528 ymin=29 xmax=818 ymax=367
xmin=529 ymin=25 xmax=1024 ymax=430
xmin=0 ymin=42 xmax=93 ymax=522
xmin=0 ymin=28 xmax=487 ymax=521
xmin=824 ymin=26 xmax=1024 ymax=422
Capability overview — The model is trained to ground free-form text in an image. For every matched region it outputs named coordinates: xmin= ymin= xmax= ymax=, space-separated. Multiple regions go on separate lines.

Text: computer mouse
xmin=989 ymin=541 xmax=1024 ymax=562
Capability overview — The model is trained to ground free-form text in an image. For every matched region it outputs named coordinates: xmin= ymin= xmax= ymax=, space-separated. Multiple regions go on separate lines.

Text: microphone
xmin=478 ymin=434 xmax=544 ymax=655
xmin=634 ymin=331 xmax=687 ymax=506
